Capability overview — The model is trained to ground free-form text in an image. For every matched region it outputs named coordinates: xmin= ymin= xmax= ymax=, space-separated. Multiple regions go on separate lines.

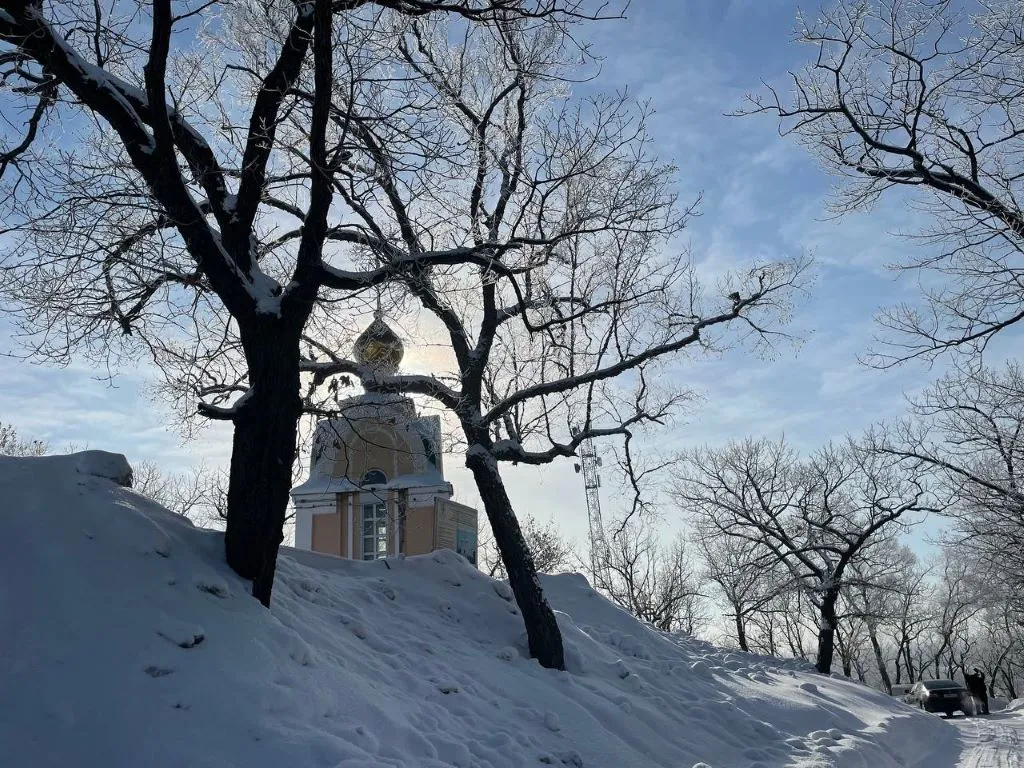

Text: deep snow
xmin=0 ymin=452 xmax=966 ymax=767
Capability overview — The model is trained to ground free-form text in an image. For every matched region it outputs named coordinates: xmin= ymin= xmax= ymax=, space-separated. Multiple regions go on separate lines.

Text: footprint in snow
xmin=287 ymin=640 xmax=316 ymax=667
xmin=153 ymin=539 xmax=172 ymax=558
xmin=194 ymin=576 xmax=231 ymax=598
xmin=609 ymin=659 xmax=632 ymax=680
xmin=539 ymin=751 xmax=583 ymax=767
xmin=156 ymin=616 xmax=205 ymax=649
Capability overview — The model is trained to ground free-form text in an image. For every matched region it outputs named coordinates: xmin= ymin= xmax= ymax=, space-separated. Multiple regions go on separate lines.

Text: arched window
xmin=361 ymin=468 xmax=387 ymax=486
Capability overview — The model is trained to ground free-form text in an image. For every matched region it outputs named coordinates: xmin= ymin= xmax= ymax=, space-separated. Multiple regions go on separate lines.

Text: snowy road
xmin=943 ymin=711 xmax=1023 ymax=768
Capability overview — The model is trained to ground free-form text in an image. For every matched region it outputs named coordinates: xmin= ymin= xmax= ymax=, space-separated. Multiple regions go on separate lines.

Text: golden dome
xmin=353 ymin=314 xmax=403 ymax=375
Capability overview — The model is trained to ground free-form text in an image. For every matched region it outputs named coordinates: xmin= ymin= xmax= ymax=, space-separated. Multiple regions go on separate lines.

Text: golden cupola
xmin=352 ymin=311 xmax=404 ymax=376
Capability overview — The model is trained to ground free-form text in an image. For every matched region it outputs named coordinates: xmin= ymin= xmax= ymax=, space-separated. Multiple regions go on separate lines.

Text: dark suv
xmin=905 ymin=679 xmax=970 ymax=717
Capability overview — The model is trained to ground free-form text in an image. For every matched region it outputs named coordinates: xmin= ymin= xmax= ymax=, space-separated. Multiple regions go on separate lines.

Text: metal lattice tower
xmin=572 ymin=427 xmax=610 ymax=582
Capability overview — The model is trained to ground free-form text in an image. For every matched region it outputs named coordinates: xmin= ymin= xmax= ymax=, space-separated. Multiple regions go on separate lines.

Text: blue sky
xmin=1 ymin=0 xmax=1009 ymax=554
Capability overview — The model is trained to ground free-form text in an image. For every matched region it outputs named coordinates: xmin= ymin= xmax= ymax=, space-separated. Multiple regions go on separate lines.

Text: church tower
xmin=291 ymin=314 xmax=478 ymax=565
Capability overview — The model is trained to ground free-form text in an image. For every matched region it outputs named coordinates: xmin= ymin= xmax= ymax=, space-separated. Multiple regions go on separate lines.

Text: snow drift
xmin=0 ymin=452 xmax=957 ymax=767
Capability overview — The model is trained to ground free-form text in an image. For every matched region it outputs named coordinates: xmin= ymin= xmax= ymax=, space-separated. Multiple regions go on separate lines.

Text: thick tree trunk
xmin=816 ymin=591 xmax=839 ymax=674
xmin=734 ymin=611 xmax=749 ymax=652
xmin=465 ymin=447 xmax=564 ymax=671
xmin=868 ymin=623 xmax=892 ymax=694
xmin=223 ymin=319 xmax=302 ymax=607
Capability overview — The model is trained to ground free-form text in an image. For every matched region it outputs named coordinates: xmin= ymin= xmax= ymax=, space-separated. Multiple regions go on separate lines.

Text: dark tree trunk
xmin=835 ymin=626 xmax=853 ymax=677
xmin=868 ymin=623 xmax=892 ymax=694
xmin=902 ymin=641 xmax=915 ymax=682
xmin=734 ymin=610 xmax=749 ymax=652
xmin=1003 ymin=669 xmax=1017 ymax=699
xmin=223 ymin=318 xmax=302 ymax=607
xmin=785 ymin=632 xmax=800 ymax=659
xmin=766 ymin=625 xmax=778 ymax=657
xmin=816 ymin=590 xmax=839 ymax=674
xmin=894 ymin=640 xmax=907 ymax=684
xmin=465 ymin=447 xmax=564 ymax=671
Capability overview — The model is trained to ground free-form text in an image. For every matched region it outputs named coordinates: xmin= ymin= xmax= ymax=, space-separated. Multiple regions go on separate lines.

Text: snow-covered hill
xmin=0 ymin=452 xmax=957 ymax=768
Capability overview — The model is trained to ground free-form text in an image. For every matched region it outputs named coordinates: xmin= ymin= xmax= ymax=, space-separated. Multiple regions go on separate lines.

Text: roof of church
xmin=292 ymin=473 xmax=453 ymax=496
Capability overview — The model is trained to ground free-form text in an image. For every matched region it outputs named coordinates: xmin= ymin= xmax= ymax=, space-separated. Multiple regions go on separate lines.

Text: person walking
xmin=963 ymin=667 xmax=990 ymax=715
xmin=972 ymin=668 xmax=990 ymax=715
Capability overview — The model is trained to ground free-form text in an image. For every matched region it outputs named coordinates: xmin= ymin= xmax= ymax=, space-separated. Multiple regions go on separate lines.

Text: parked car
xmin=890 ymin=684 xmax=913 ymax=698
xmin=906 ymin=679 xmax=970 ymax=717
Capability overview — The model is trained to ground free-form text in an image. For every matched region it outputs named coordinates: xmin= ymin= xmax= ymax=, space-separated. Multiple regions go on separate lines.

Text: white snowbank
xmin=74 ymin=449 xmax=134 ymax=486
xmin=0 ymin=452 xmax=958 ymax=767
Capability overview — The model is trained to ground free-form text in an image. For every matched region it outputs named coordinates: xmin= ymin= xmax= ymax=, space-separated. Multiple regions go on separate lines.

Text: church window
xmin=361 ymin=502 xmax=388 ymax=560
xmin=362 ymin=468 xmax=387 ymax=486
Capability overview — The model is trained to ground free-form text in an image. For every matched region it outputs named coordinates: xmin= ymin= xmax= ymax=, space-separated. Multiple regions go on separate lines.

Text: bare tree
xmin=591 ymin=516 xmax=708 ymax=635
xmin=676 ymin=436 xmax=937 ymax=673
xmin=834 ymin=610 xmax=868 ymax=680
xmin=691 ymin=525 xmax=787 ymax=652
xmin=744 ymin=582 xmax=818 ymax=661
xmin=871 ymin=363 xmax=1024 ymax=614
xmin=881 ymin=554 xmax=934 ymax=685
xmin=0 ymin=1 xmax=806 ymax=671
xmin=927 ymin=548 xmax=984 ymax=679
xmin=0 ymin=422 xmax=47 ymax=457
xmin=844 ymin=545 xmax=928 ymax=693
xmin=745 ymin=0 xmax=1024 ymax=363
xmin=287 ymin=16 xmax=809 ymax=668
xmin=0 ymin=0 xmax=633 ymax=647
xmin=877 ymin=543 xmax=1024 ymax=697
xmin=133 ymin=460 xmax=229 ymax=527
xmin=479 ymin=514 xmax=574 ymax=579
xmin=971 ymin=601 xmax=1023 ymax=700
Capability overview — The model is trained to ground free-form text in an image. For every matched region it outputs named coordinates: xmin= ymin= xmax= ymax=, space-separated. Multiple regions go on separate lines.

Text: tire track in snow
xmin=951 ymin=714 xmax=1023 ymax=768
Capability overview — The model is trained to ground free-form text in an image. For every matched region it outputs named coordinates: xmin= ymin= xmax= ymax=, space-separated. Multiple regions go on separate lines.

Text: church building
xmin=291 ymin=314 xmax=479 ymax=565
